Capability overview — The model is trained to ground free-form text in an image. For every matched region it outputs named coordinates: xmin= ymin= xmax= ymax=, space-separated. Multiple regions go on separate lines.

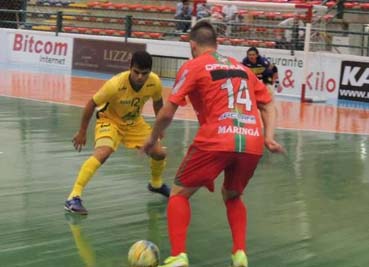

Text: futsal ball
xmin=128 ymin=240 xmax=160 ymax=267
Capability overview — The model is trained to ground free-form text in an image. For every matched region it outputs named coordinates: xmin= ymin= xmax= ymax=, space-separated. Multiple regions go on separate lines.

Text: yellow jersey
xmin=93 ymin=71 xmax=162 ymax=127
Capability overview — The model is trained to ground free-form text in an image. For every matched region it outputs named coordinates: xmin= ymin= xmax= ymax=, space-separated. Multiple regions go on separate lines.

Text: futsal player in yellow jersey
xmin=65 ymin=51 xmax=169 ymax=215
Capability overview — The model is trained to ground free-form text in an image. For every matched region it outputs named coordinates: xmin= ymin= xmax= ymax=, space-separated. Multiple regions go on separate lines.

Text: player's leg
xmin=160 ymin=146 xmax=228 ymax=267
xmin=147 ymin=142 xmax=170 ymax=197
xmin=122 ymin=118 xmax=169 ymax=197
xmin=65 ymin=120 xmax=120 ymax=214
xmin=222 ymin=153 xmax=261 ymax=267
xmin=159 ymin=184 xmax=196 ymax=267
xmin=68 ymin=145 xmax=113 ymax=198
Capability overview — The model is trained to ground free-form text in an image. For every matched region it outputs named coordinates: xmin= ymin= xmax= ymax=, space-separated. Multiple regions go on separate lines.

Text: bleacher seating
xmin=24 ymin=0 xmax=369 ymax=49
xmin=27 ymin=0 xmax=177 ymax=40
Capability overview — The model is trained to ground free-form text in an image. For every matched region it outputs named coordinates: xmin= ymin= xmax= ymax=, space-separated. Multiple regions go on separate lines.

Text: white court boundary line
xmin=0 ymin=94 xmax=368 ymax=136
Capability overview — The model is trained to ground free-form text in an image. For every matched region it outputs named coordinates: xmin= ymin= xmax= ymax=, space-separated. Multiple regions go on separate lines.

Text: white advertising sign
xmin=264 ymin=51 xmax=340 ymax=101
xmin=5 ymin=30 xmax=73 ymax=70
xmin=0 ymin=30 xmax=7 ymax=62
xmin=255 ymin=50 xmax=369 ymax=102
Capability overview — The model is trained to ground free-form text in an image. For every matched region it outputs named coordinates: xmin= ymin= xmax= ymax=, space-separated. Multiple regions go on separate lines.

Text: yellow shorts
xmin=95 ymin=117 xmax=152 ymax=151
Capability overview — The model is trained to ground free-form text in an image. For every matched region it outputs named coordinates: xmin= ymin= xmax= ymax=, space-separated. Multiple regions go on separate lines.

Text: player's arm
xmin=151 ymin=76 xmax=164 ymax=117
xmin=73 ymin=99 xmax=97 ymax=152
xmin=152 ymin=98 xmax=164 ymax=139
xmin=152 ymin=98 xmax=163 ymax=117
xmin=257 ymin=99 xmax=276 ymax=142
xmin=257 ymin=100 xmax=284 ymax=153
xmin=73 ymin=77 xmax=116 ymax=151
xmin=143 ymin=101 xmax=178 ymax=154
xmin=252 ymin=72 xmax=284 ymax=154
xmin=152 ymin=76 xmax=164 ymax=117
xmin=144 ymin=63 xmax=193 ymax=154
xmin=260 ymin=57 xmax=274 ymax=81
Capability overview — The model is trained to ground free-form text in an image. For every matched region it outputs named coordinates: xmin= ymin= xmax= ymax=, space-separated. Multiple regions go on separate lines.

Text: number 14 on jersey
xmin=221 ymin=78 xmax=252 ymax=111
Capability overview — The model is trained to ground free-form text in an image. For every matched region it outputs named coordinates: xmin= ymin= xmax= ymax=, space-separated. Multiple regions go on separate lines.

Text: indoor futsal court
xmin=1 ymin=65 xmax=369 ymax=267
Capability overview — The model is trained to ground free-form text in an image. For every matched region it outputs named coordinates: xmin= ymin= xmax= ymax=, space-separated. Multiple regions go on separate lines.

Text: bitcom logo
xmin=11 ymin=33 xmax=70 ymax=66
xmin=13 ymin=33 xmax=68 ymax=56
xmin=339 ymin=61 xmax=369 ymax=102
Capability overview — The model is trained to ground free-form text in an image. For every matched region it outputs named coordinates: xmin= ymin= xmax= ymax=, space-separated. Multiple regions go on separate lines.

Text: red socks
xmin=167 ymin=195 xmax=246 ymax=255
xmin=167 ymin=195 xmax=191 ymax=256
xmin=226 ymin=198 xmax=247 ymax=253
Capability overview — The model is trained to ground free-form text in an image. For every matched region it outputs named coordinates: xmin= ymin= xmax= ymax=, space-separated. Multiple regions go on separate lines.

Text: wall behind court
xmin=0 ymin=28 xmax=73 ymax=70
xmin=0 ymin=28 xmax=368 ymax=103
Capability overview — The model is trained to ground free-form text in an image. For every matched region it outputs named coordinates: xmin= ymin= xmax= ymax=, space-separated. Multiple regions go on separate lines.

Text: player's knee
xmin=151 ymin=153 xmax=166 ymax=161
xmin=221 ymin=187 xmax=241 ymax=202
xmin=171 ymin=184 xmax=197 ymax=198
xmin=93 ymin=146 xmax=114 ymax=164
xmin=150 ymin=148 xmax=167 ymax=160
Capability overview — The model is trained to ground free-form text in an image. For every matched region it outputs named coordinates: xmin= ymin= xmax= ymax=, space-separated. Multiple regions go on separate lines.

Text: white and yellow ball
xmin=128 ymin=240 xmax=160 ymax=267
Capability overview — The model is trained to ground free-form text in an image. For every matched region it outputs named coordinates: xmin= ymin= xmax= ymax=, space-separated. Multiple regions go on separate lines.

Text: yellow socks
xmin=68 ymin=156 xmax=101 ymax=200
xmin=150 ymin=158 xmax=166 ymax=188
xmin=68 ymin=157 xmax=165 ymax=198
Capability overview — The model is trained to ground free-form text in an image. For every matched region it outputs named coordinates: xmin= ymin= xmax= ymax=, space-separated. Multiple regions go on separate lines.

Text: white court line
xmin=1 ymin=94 xmax=369 ymax=136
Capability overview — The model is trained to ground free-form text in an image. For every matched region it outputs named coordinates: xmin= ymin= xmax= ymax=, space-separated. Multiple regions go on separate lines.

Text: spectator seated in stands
xmin=174 ymin=0 xmax=192 ymax=33
xmin=221 ymin=3 xmax=242 ymax=36
xmin=197 ymin=3 xmax=211 ymax=20
xmin=210 ymin=5 xmax=224 ymax=22
xmin=277 ymin=15 xmax=305 ymax=50
xmin=222 ymin=3 xmax=239 ymax=23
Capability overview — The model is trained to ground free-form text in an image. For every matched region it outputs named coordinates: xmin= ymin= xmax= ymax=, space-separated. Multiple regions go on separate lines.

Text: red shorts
xmin=175 ymin=145 xmax=262 ymax=193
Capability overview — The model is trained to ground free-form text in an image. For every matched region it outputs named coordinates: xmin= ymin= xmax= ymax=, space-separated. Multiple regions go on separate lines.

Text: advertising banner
xmin=5 ymin=30 xmax=73 ymax=69
xmin=0 ymin=30 xmax=6 ymax=62
xmin=265 ymin=52 xmax=340 ymax=101
xmin=338 ymin=61 xmax=369 ymax=103
xmin=72 ymin=38 xmax=146 ymax=73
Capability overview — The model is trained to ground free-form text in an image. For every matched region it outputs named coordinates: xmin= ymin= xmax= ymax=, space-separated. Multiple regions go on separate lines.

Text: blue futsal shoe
xmin=148 ymin=183 xmax=170 ymax=198
xmin=64 ymin=196 xmax=88 ymax=215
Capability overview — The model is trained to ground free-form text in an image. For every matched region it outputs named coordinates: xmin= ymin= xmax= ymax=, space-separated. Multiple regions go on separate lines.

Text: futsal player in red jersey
xmin=143 ymin=20 xmax=285 ymax=267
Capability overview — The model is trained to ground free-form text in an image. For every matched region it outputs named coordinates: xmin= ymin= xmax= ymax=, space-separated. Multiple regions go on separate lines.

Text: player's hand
xmin=142 ymin=136 xmax=157 ymax=155
xmin=264 ymin=138 xmax=285 ymax=154
xmin=73 ymin=130 xmax=87 ymax=152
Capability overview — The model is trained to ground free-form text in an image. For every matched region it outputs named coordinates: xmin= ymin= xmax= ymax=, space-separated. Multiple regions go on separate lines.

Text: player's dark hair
xmin=130 ymin=50 xmax=152 ymax=70
xmin=189 ymin=20 xmax=217 ymax=47
xmin=272 ymin=65 xmax=278 ymax=73
xmin=247 ymin=47 xmax=259 ymax=55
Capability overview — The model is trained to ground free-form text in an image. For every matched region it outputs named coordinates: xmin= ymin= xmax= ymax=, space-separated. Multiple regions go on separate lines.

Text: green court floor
xmin=0 ymin=96 xmax=369 ymax=267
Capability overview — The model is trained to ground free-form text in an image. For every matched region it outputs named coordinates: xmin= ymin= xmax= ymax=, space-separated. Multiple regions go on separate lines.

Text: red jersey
xmin=169 ymin=52 xmax=272 ymax=155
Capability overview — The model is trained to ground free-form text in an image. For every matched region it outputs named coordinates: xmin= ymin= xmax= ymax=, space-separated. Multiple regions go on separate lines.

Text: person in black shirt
xmin=242 ymin=47 xmax=279 ymax=95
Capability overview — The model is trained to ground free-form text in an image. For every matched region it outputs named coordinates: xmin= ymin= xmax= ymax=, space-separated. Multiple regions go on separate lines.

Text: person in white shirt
xmin=197 ymin=3 xmax=211 ymax=19
xmin=221 ymin=4 xmax=239 ymax=36
xmin=278 ymin=15 xmax=305 ymax=50
xmin=174 ymin=0 xmax=192 ymax=32
xmin=222 ymin=4 xmax=239 ymax=23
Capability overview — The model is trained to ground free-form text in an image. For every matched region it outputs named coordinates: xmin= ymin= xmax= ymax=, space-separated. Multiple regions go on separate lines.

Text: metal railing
xmin=1 ymin=8 xmax=369 ymax=56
